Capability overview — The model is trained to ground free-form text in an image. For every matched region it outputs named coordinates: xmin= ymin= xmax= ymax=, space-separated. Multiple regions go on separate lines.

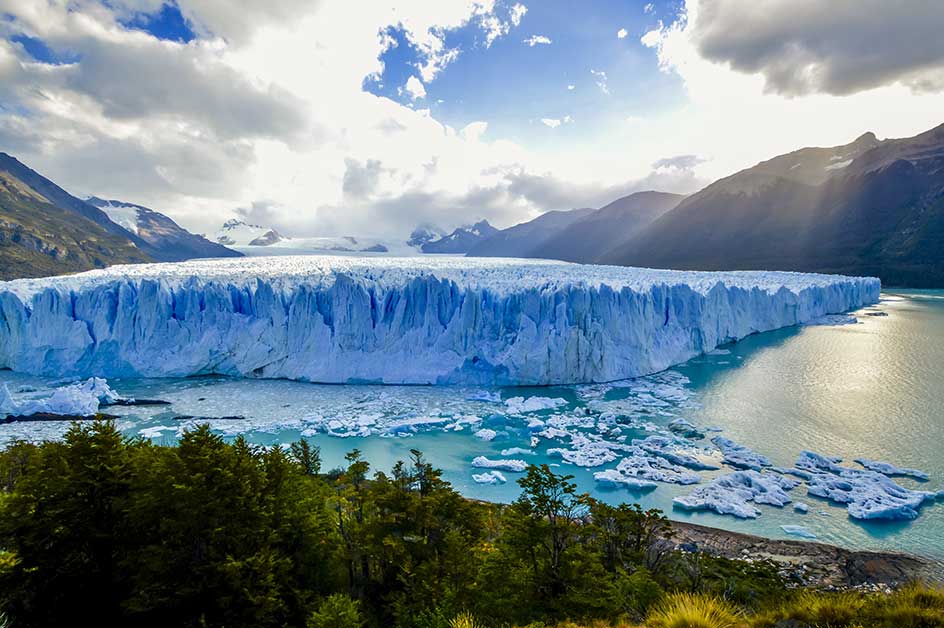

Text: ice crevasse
xmin=0 ymin=256 xmax=880 ymax=385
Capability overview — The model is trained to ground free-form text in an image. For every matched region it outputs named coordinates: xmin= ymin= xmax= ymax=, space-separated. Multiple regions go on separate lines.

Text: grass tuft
xmin=647 ymin=592 xmax=744 ymax=628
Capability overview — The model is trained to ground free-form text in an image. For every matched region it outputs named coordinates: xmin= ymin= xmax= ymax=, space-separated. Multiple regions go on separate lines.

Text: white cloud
xmin=590 ymin=69 xmax=609 ymax=94
xmin=510 ymin=3 xmax=528 ymax=27
xmin=567 ymin=84 xmax=575 ymax=90
xmin=617 ymin=28 xmax=628 ymax=39
xmin=404 ymin=75 xmax=427 ymax=100
xmin=540 ymin=116 xmax=571 ymax=128
xmin=634 ymin=0 xmax=944 ymax=183
xmin=644 ymin=3 xmax=655 ymax=14
xmin=523 ymin=35 xmax=552 ymax=47
xmin=674 ymin=0 xmax=944 ymax=96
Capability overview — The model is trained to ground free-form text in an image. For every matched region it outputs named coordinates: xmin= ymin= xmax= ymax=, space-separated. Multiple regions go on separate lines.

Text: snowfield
xmin=0 ymin=256 xmax=879 ymax=385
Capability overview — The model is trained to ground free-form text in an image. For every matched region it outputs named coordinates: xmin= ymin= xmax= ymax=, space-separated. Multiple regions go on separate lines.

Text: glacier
xmin=0 ymin=256 xmax=879 ymax=385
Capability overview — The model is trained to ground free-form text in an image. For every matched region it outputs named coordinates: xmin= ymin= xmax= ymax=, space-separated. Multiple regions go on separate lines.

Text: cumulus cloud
xmin=523 ymin=35 xmax=551 ymax=47
xmin=404 ymin=75 xmax=427 ymax=100
xmin=617 ymin=28 xmax=628 ymax=39
xmin=663 ymin=0 xmax=944 ymax=96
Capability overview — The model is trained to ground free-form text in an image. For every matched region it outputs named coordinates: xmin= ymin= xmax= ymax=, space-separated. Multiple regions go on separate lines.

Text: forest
xmin=0 ymin=422 xmax=940 ymax=628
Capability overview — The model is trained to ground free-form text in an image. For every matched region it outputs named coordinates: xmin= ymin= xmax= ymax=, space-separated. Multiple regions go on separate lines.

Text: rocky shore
xmin=667 ymin=520 xmax=943 ymax=590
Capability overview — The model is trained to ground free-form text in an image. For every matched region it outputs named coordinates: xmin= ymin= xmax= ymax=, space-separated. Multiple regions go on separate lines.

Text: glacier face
xmin=0 ymin=256 xmax=880 ymax=385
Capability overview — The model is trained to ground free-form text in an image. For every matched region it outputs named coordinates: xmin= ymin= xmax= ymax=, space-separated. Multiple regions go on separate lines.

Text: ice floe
xmin=795 ymin=450 xmax=939 ymax=520
xmin=673 ymin=471 xmax=798 ymax=519
xmin=1 ymin=378 xmax=123 ymax=417
xmin=472 ymin=470 xmax=507 ymax=484
xmin=712 ymin=436 xmax=772 ymax=470
xmin=471 ymin=456 xmax=528 ymax=472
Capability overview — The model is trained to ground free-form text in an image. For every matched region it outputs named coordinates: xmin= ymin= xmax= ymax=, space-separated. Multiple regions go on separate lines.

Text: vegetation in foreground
xmin=0 ymin=422 xmax=941 ymax=628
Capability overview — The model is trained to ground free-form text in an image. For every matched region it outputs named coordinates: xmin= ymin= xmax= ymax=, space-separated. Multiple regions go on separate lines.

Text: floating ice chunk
xmin=472 ymin=470 xmax=507 ymax=484
xmin=668 ymin=418 xmax=705 ymax=439
xmin=1 ymin=377 xmax=123 ymax=417
xmin=797 ymin=451 xmax=938 ymax=520
xmin=139 ymin=425 xmax=176 ymax=439
xmin=599 ymin=448 xmax=702 ymax=486
xmin=500 ymin=447 xmax=535 ymax=456
xmin=547 ymin=433 xmax=626 ymax=467
xmin=474 ymin=428 xmax=498 ymax=441
xmin=673 ymin=471 xmax=797 ymax=519
xmin=505 ymin=396 xmax=568 ymax=413
xmin=711 ymin=436 xmax=771 ymax=470
xmin=706 ymin=348 xmax=731 ymax=356
xmin=0 ymin=257 xmax=879 ymax=386
xmin=794 ymin=502 xmax=810 ymax=513
xmin=854 ymin=458 xmax=929 ymax=481
xmin=593 ymin=469 xmax=658 ymax=490
xmin=634 ymin=435 xmax=719 ymax=470
xmin=471 ymin=456 xmax=528 ymax=472
xmin=781 ymin=525 xmax=817 ymax=539
xmin=467 ymin=390 xmax=502 ymax=403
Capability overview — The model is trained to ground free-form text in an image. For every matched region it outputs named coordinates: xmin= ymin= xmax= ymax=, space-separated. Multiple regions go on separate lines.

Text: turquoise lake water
xmin=2 ymin=290 xmax=943 ymax=558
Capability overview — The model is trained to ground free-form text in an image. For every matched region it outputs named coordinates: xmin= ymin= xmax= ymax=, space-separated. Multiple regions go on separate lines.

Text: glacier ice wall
xmin=0 ymin=257 xmax=880 ymax=385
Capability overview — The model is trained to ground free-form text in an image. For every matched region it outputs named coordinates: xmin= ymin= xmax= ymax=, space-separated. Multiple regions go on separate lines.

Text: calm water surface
xmin=2 ymin=291 xmax=943 ymax=557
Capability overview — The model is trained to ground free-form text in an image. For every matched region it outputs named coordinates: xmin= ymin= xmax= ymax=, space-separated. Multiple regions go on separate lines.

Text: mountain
xmin=465 ymin=208 xmax=595 ymax=257
xmin=216 ymin=219 xmax=286 ymax=247
xmin=421 ymin=220 xmax=499 ymax=253
xmin=600 ymin=124 xmax=944 ymax=287
xmin=87 ymin=197 xmax=241 ymax=261
xmin=407 ymin=224 xmax=447 ymax=249
xmin=0 ymin=162 xmax=151 ymax=280
xmin=527 ymin=191 xmax=687 ymax=263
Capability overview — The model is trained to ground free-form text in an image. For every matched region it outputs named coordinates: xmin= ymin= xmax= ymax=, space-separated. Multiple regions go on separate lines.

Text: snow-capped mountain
xmin=87 ymin=197 xmax=241 ymax=261
xmin=421 ymin=220 xmax=499 ymax=253
xmin=216 ymin=219 xmax=287 ymax=247
xmin=215 ymin=220 xmax=425 ymax=256
xmin=407 ymin=225 xmax=445 ymax=248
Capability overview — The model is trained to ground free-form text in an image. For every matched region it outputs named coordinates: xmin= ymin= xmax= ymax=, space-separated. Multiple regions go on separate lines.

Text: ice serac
xmin=0 ymin=256 xmax=880 ymax=385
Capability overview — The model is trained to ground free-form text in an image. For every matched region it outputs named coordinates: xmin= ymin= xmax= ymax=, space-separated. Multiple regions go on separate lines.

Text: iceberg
xmin=796 ymin=451 xmax=938 ymax=520
xmin=0 ymin=256 xmax=879 ymax=386
xmin=471 ymin=456 xmax=528 ymax=472
xmin=780 ymin=525 xmax=817 ymax=539
xmin=2 ymin=378 xmax=123 ymax=417
xmin=854 ymin=458 xmax=929 ymax=481
xmin=472 ymin=470 xmax=507 ymax=484
xmin=711 ymin=436 xmax=771 ymax=470
xmin=595 ymin=448 xmax=702 ymax=487
xmin=673 ymin=471 xmax=799 ymax=519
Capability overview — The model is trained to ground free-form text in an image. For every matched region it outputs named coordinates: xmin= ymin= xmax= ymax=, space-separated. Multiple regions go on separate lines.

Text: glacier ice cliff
xmin=0 ymin=256 xmax=880 ymax=385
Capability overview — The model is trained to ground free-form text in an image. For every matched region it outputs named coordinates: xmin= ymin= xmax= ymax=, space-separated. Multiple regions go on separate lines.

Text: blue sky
xmin=2 ymin=0 xmax=943 ymax=237
xmin=364 ymin=0 xmax=686 ymax=149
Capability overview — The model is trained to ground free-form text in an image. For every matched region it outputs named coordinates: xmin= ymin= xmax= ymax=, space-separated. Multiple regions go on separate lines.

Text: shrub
xmin=308 ymin=594 xmax=365 ymax=628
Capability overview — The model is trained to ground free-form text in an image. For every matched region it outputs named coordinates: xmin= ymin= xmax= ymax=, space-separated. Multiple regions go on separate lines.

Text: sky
xmin=1 ymin=0 xmax=943 ymax=238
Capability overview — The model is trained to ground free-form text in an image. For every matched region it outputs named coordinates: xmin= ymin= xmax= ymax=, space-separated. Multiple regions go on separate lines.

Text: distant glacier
xmin=0 ymin=257 xmax=879 ymax=385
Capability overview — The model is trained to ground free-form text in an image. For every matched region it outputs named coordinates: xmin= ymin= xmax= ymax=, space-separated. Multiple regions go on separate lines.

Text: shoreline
xmin=666 ymin=520 xmax=944 ymax=589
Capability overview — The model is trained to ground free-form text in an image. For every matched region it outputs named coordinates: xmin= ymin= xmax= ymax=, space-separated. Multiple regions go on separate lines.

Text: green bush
xmin=308 ymin=594 xmax=364 ymax=628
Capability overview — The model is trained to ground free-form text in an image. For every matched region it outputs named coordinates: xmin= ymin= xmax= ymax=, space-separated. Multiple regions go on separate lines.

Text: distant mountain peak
xmin=420 ymin=219 xmax=499 ymax=254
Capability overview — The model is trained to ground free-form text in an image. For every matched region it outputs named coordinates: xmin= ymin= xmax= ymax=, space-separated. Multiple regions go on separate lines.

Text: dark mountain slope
xmin=601 ymin=124 xmax=944 ymax=287
xmin=0 ymin=171 xmax=151 ymax=280
xmin=529 ymin=191 xmax=687 ymax=263
xmin=466 ymin=208 xmax=594 ymax=257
